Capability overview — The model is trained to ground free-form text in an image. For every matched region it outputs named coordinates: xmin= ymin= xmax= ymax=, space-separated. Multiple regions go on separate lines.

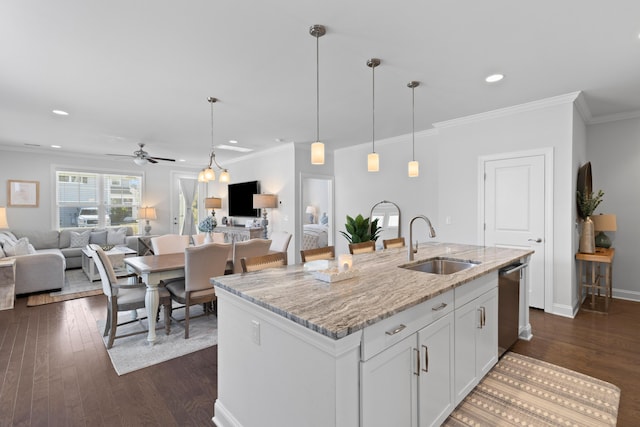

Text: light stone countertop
xmin=212 ymin=242 xmax=533 ymax=340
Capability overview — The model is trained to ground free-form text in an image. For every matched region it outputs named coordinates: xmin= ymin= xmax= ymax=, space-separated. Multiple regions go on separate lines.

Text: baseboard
xmin=550 ymin=302 xmax=575 ymax=318
xmin=213 ymin=400 xmax=243 ymax=427
xmin=612 ymin=288 xmax=640 ymax=302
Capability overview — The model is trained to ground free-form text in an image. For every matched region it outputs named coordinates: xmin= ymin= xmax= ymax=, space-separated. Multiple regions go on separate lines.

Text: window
xmin=56 ymin=170 xmax=142 ymax=232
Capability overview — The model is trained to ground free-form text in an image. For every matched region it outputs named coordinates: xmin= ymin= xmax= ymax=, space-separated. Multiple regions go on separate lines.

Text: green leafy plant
xmin=339 ymin=214 xmax=381 ymax=243
xmin=577 ymin=190 xmax=604 ymax=218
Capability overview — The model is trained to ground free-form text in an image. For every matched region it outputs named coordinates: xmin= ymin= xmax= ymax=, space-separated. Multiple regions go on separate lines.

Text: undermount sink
xmin=400 ymin=257 xmax=480 ymax=275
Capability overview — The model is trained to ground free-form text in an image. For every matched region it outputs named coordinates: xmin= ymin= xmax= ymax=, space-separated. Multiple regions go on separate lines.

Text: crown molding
xmin=588 ymin=109 xmax=640 ymax=125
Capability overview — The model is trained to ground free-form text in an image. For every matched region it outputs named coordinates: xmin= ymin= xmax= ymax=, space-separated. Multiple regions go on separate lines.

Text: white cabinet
xmin=454 ymin=273 xmax=498 ymax=405
xmin=361 ymin=292 xmax=454 ymax=427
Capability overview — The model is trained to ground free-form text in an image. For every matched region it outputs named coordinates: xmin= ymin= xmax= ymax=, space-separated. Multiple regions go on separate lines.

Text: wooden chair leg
xmin=184 ymin=303 xmax=190 ymax=339
xmin=164 ymin=301 xmax=171 ymax=335
xmin=104 ymin=303 xmax=112 ymax=337
xmin=107 ymin=300 xmax=118 ymax=349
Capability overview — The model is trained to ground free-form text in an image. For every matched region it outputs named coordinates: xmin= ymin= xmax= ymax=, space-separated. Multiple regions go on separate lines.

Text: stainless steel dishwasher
xmin=498 ymin=262 xmax=528 ymax=357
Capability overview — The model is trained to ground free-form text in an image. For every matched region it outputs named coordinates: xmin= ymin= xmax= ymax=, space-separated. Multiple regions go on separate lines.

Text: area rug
xmin=27 ymin=268 xmax=102 ymax=306
xmin=444 ymin=352 xmax=620 ymax=426
xmin=97 ymin=305 xmax=217 ymax=375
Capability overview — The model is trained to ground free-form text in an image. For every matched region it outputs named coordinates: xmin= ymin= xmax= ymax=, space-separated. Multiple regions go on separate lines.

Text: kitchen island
xmin=212 ymin=242 xmax=533 ymax=427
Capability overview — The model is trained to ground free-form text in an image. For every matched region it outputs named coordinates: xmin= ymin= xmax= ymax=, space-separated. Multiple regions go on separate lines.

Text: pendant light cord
xmin=412 ymin=85 xmax=415 ymax=161
xmin=372 ymin=64 xmax=376 ymax=153
xmin=316 ymin=33 xmax=320 ymax=142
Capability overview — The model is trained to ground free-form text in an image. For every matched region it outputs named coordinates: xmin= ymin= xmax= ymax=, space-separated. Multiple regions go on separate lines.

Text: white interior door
xmin=170 ymin=171 xmax=200 ymax=235
xmin=484 ymin=155 xmax=546 ymax=309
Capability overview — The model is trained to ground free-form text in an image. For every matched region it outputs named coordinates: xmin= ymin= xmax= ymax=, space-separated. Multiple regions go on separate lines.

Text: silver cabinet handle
xmin=414 ymin=348 xmax=420 ymax=376
xmin=385 ymin=324 xmax=406 ymax=336
xmin=528 ymin=238 xmax=542 ymax=243
xmin=431 ymin=302 xmax=448 ymax=311
xmin=422 ymin=345 xmax=429 ymax=373
xmin=477 ymin=307 xmax=486 ymax=328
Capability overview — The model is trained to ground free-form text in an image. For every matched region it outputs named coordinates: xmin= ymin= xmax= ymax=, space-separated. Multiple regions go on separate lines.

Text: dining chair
xmin=232 ymin=238 xmax=272 ymax=274
xmin=161 ymin=243 xmax=229 ymax=338
xmin=192 ymin=232 xmax=226 ymax=246
xmin=383 ymin=237 xmax=406 ymax=249
xmin=151 ymin=234 xmax=190 ymax=254
xmin=269 ymin=231 xmax=292 ymax=263
xmin=348 ymin=241 xmax=376 ymax=254
xmin=300 ymin=245 xmax=335 ymax=262
xmin=241 ymin=252 xmax=287 ymax=273
xmin=89 ymin=244 xmax=171 ymax=349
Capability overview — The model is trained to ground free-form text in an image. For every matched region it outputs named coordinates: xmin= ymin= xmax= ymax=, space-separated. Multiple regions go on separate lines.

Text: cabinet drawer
xmin=454 ymin=271 xmax=498 ymax=308
xmin=361 ymin=290 xmax=453 ymax=361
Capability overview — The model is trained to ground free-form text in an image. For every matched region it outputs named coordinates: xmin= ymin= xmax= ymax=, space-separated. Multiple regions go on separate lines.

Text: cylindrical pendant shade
xmin=592 ymin=214 xmax=617 ymax=231
xmin=311 ymin=142 xmax=325 ymax=165
xmin=253 ymin=194 xmax=278 ymax=209
xmin=219 ymin=170 xmax=230 ymax=183
xmin=205 ymin=197 xmax=222 ymax=209
xmin=0 ymin=207 xmax=9 ymax=229
xmin=408 ymin=160 xmax=419 ymax=177
xmin=367 ymin=152 xmax=379 ymax=172
xmin=203 ymin=167 xmax=216 ymax=181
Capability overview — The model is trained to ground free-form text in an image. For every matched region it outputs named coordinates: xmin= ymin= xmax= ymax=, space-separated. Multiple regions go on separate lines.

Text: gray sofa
xmin=1 ymin=227 xmax=137 ymax=295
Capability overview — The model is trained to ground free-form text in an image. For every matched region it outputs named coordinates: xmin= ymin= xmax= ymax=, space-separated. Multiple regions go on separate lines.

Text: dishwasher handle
xmin=500 ymin=263 xmax=528 ymax=276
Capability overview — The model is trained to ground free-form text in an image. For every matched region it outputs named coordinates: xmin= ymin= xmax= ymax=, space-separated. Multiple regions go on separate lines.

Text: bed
xmin=302 ymin=224 xmax=329 ymax=250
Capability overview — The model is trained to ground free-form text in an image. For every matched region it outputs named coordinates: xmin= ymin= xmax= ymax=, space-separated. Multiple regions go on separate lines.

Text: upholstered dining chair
xmin=300 ymin=245 xmax=335 ymax=262
xmin=151 ymin=234 xmax=190 ymax=255
xmin=89 ymin=244 xmax=171 ymax=349
xmin=193 ymin=232 xmax=226 ymax=246
xmin=161 ymin=243 xmax=229 ymax=338
xmin=241 ymin=252 xmax=287 ymax=273
xmin=269 ymin=231 xmax=292 ymax=263
xmin=348 ymin=241 xmax=376 ymax=254
xmin=383 ymin=237 xmax=406 ymax=249
xmin=232 ymin=239 xmax=272 ymax=274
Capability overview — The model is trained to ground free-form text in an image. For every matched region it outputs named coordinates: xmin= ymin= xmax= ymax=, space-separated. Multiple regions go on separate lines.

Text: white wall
xmin=587 ymin=116 xmax=640 ymax=301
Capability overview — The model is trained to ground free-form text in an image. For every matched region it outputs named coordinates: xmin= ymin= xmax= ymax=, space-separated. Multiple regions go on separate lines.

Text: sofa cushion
xmin=3 ymin=237 xmax=36 ymax=256
xmin=107 ymin=227 xmax=127 ymax=245
xmin=70 ymin=230 xmax=91 ymax=248
xmin=90 ymin=230 xmax=108 ymax=246
xmin=0 ymin=245 xmax=5 ymax=258
xmin=12 ymin=229 xmax=59 ymax=249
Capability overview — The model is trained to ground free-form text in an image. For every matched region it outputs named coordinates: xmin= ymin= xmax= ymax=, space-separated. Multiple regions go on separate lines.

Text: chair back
xmin=212 ymin=232 xmax=225 ymax=243
xmin=151 ymin=234 xmax=190 ymax=254
xmin=300 ymin=246 xmax=335 ymax=262
xmin=192 ymin=232 xmax=226 ymax=246
xmin=192 ymin=234 xmax=205 ymax=246
xmin=88 ymin=244 xmax=117 ymax=297
xmin=383 ymin=237 xmax=405 ymax=249
xmin=241 ymin=252 xmax=287 ymax=273
xmin=269 ymin=231 xmax=292 ymax=253
xmin=349 ymin=241 xmax=375 ymax=254
xmin=184 ymin=243 xmax=230 ymax=292
xmin=233 ymin=239 xmax=272 ymax=274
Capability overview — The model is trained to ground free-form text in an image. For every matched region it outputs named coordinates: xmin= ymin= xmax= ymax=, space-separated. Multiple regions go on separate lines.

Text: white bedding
xmin=302 ymin=224 xmax=329 ymax=250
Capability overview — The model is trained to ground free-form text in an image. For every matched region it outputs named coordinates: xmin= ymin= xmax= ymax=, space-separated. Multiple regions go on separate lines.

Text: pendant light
xmin=367 ymin=58 xmax=381 ymax=172
xmin=199 ymin=97 xmax=231 ymax=183
xmin=310 ymin=25 xmax=326 ymax=165
xmin=407 ymin=81 xmax=419 ymax=177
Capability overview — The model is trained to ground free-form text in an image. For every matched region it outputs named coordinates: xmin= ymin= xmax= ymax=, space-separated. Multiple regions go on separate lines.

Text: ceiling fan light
xmin=408 ymin=160 xmax=419 ymax=177
xmin=219 ymin=169 xmax=230 ymax=183
xmin=368 ymin=152 xmax=379 ymax=172
xmin=134 ymin=157 xmax=147 ymax=166
xmin=311 ymin=142 xmax=324 ymax=165
xmin=204 ymin=167 xmax=216 ymax=181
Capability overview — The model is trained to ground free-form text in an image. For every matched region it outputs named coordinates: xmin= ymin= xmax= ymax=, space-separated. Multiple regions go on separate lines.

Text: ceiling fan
xmin=107 ymin=143 xmax=176 ymax=165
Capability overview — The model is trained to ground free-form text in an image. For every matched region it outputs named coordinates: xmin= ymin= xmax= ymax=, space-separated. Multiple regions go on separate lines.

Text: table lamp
xmin=253 ymin=194 xmax=278 ymax=239
xmin=0 ymin=207 xmax=9 ymax=229
xmin=205 ymin=197 xmax=222 ymax=217
xmin=305 ymin=205 xmax=316 ymax=224
xmin=138 ymin=206 xmax=157 ymax=236
xmin=592 ymin=213 xmax=616 ymax=249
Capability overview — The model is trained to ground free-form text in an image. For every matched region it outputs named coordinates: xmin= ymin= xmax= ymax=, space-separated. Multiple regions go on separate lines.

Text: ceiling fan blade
xmin=148 ymin=156 xmax=176 ymax=162
xmin=147 ymin=158 xmax=159 ymax=164
xmin=106 ymin=153 xmax=136 ymax=158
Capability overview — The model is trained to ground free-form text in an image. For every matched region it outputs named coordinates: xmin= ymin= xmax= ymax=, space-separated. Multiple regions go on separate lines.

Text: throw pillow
xmin=107 ymin=228 xmax=127 ymax=245
xmin=3 ymin=237 xmax=31 ymax=256
xmin=89 ymin=230 xmax=108 ymax=246
xmin=0 ymin=231 xmax=18 ymax=247
xmin=0 ymin=245 xmax=5 ymax=258
xmin=70 ymin=230 xmax=91 ymax=248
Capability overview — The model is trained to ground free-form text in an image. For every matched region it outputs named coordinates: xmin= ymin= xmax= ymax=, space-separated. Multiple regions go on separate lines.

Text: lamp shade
xmin=205 ymin=197 xmax=222 ymax=209
xmin=311 ymin=142 xmax=324 ymax=165
xmin=305 ymin=206 xmax=316 ymax=214
xmin=408 ymin=160 xmax=419 ymax=177
xmin=0 ymin=207 xmax=8 ymax=229
xmin=138 ymin=207 xmax=157 ymax=220
xmin=253 ymin=194 xmax=278 ymax=209
xmin=367 ymin=152 xmax=379 ymax=172
xmin=592 ymin=214 xmax=617 ymax=232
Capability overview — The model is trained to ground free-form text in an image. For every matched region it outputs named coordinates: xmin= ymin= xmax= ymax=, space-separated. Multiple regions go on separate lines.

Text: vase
xmin=579 ymin=216 xmax=595 ymax=254
xmin=204 ymin=231 xmax=213 ymax=244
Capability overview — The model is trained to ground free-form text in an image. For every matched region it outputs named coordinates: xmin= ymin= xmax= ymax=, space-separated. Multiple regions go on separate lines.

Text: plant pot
xmin=204 ymin=232 xmax=213 ymax=244
xmin=579 ymin=216 xmax=595 ymax=254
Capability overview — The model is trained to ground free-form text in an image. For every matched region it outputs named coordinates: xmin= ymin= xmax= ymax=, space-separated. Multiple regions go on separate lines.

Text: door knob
xmin=528 ymin=238 xmax=542 ymax=243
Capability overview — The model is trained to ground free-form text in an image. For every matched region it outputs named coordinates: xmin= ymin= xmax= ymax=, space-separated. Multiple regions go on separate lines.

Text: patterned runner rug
xmin=444 ymin=352 xmax=620 ymax=426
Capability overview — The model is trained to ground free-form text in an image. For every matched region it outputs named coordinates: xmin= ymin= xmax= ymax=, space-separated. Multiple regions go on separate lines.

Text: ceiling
xmin=2 ymin=1 xmax=640 ymax=167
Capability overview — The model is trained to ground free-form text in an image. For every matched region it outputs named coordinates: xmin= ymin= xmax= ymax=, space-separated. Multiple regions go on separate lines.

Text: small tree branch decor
xmin=577 ymin=189 xmax=604 ymax=219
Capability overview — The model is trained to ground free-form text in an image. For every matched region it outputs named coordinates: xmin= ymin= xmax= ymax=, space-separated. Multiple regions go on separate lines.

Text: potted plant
xmin=577 ymin=189 xmax=604 ymax=253
xmin=339 ymin=214 xmax=381 ymax=243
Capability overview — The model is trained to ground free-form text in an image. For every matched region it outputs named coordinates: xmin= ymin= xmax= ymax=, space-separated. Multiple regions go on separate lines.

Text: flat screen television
xmin=228 ymin=180 xmax=260 ymax=217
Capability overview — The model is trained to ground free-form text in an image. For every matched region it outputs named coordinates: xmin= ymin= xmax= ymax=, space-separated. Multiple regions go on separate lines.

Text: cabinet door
xmin=361 ymin=334 xmax=418 ymax=427
xmin=453 ymin=298 xmax=479 ymax=405
xmin=417 ymin=312 xmax=454 ymax=427
xmin=476 ymin=287 xmax=498 ymax=377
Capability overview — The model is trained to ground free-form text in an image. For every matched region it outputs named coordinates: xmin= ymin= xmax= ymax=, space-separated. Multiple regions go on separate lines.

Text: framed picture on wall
xmin=7 ymin=180 xmax=39 ymax=207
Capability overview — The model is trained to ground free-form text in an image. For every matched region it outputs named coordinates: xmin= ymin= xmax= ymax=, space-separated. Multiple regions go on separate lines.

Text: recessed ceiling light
xmin=216 ymin=144 xmax=253 ymax=153
xmin=52 ymin=110 xmax=69 ymax=116
xmin=51 ymin=145 xmax=61 ymax=149
xmin=485 ymin=74 xmax=504 ymax=83
xmin=229 ymin=140 xmax=238 ymax=144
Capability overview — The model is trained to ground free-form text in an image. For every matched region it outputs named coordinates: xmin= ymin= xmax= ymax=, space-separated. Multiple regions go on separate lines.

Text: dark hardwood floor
xmin=1 ymin=294 xmax=638 ymax=426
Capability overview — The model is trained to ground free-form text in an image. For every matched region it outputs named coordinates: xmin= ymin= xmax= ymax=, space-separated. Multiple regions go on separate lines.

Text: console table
xmin=0 ymin=259 xmax=16 ymax=310
xmin=217 ymin=226 xmax=263 ymax=244
xmin=576 ymin=247 xmax=614 ymax=313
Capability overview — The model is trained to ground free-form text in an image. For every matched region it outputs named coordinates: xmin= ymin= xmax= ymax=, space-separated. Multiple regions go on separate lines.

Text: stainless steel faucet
xmin=408 ymin=215 xmax=436 ymax=261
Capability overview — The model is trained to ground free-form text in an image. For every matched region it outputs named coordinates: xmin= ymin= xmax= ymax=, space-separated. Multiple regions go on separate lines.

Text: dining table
xmin=124 ymin=253 xmax=185 ymax=343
